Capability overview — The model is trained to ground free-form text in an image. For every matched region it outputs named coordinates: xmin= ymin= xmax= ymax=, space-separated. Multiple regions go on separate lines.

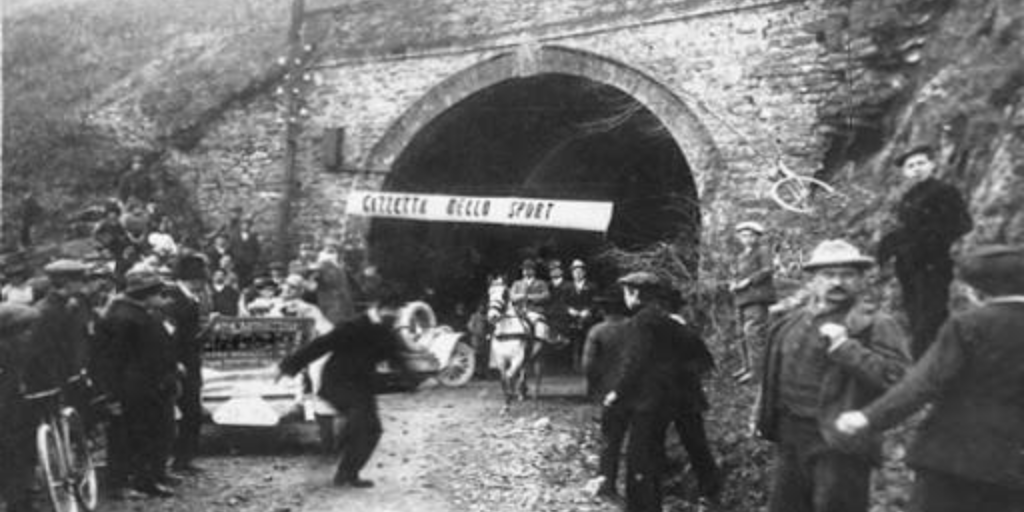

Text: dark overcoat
xmin=90 ymin=297 xmax=178 ymax=402
xmin=279 ymin=313 xmax=406 ymax=407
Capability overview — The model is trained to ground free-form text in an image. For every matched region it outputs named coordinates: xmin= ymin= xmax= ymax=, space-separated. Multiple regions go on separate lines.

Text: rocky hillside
xmin=2 ymin=0 xmax=289 ymax=245
xmin=2 ymin=0 xmax=1023 ymax=252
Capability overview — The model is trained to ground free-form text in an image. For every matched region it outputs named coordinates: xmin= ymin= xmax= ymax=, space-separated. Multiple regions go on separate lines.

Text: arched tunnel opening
xmin=367 ymin=73 xmax=700 ymax=323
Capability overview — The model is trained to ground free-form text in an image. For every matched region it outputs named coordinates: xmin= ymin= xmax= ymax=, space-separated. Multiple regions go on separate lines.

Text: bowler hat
xmin=0 ymin=303 xmax=40 ymax=338
xmin=618 ymin=271 xmax=663 ymax=288
xmin=803 ymin=240 xmax=874 ymax=271
xmin=956 ymin=244 xmax=1024 ymax=295
xmin=124 ymin=268 xmax=166 ymax=296
xmin=735 ymin=221 xmax=766 ymax=235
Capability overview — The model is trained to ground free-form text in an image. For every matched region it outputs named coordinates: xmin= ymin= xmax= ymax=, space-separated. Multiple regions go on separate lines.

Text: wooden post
xmin=275 ymin=0 xmax=305 ymax=262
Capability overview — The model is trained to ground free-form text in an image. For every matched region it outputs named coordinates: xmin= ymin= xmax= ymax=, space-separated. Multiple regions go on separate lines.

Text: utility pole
xmin=275 ymin=0 xmax=305 ymax=262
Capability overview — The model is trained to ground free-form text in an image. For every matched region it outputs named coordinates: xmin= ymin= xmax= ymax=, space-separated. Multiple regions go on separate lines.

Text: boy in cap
xmin=729 ymin=221 xmax=776 ymax=383
xmin=835 ymin=244 xmax=1024 ymax=512
xmin=878 ymin=145 xmax=972 ymax=359
xmin=755 ymin=240 xmax=910 ymax=512
xmin=602 ymin=271 xmax=719 ymax=511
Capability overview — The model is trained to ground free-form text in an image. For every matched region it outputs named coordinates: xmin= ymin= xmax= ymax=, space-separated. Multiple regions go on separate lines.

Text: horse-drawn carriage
xmin=199 ymin=301 xmax=475 ymax=428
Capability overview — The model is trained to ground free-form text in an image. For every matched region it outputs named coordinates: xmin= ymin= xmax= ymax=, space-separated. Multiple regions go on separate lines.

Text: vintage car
xmin=200 ymin=302 xmax=475 ymax=428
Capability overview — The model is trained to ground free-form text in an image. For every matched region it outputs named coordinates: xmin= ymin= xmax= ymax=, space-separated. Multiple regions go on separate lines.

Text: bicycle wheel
xmin=770 ymin=175 xmax=838 ymax=214
xmin=37 ymin=421 xmax=78 ymax=512
xmin=62 ymin=408 xmax=99 ymax=511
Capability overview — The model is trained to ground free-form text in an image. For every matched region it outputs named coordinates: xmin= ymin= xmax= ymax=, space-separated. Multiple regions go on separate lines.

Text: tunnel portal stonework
xmin=188 ymin=0 xmax=848 ymax=258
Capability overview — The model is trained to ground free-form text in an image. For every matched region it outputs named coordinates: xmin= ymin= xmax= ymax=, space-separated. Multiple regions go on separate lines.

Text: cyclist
xmin=0 ymin=303 xmax=44 ymax=512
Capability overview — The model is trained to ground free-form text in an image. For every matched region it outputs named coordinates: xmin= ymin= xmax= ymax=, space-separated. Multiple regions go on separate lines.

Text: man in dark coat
xmin=163 ymin=253 xmax=211 ymax=473
xmin=25 ymin=260 xmax=92 ymax=393
xmin=729 ymin=221 xmax=776 ymax=383
xmin=277 ymin=285 xmax=410 ymax=487
xmin=0 ymin=304 xmax=43 ymax=512
xmin=878 ymin=145 xmax=972 ymax=359
xmin=230 ymin=218 xmax=261 ymax=288
xmin=835 ymin=244 xmax=1024 ymax=512
xmin=91 ymin=269 xmax=178 ymax=498
xmin=600 ymin=272 xmax=717 ymax=512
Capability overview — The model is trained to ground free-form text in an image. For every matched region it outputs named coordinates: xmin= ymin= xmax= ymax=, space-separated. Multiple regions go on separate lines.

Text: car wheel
xmin=437 ymin=341 xmax=475 ymax=387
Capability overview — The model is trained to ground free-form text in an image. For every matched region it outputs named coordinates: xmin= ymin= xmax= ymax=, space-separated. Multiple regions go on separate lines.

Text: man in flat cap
xmin=24 ymin=260 xmax=92 ymax=394
xmin=835 ymin=244 xmax=1024 ymax=512
xmin=0 ymin=304 xmax=42 ymax=512
xmin=878 ymin=145 xmax=972 ymax=359
xmin=564 ymin=259 xmax=598 ymax=370
xmin=163 ymin=253 xmax=212 ymax=473
xmin=601 ymin=271 xmax=720 ymax=511
xmin=729 ymin=221 xmax=776 ymax=384
xmin=91 ymin=268 xmax=178 ymax=498
xmin=755 ymin=240 xmax=910 ymax=512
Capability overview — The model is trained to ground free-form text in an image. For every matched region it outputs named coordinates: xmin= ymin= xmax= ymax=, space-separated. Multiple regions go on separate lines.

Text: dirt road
xmin=99 ymin=376 xmax=618 ymax=512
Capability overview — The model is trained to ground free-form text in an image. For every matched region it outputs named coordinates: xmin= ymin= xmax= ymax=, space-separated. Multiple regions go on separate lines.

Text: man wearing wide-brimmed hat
xmin=92 ymin=267 xmax=179 ymax=498
xmin=834 ymin=244 xmax=1024 ymax=512
xmin=755 ymin=239 xmax=910 ymax=512
xmin=878 ymin=144 xmax=973 ymax=360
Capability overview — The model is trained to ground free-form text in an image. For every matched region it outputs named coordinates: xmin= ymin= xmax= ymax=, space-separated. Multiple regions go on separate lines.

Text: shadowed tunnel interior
xmin=367 ymin=73 xmax=700 ymax=319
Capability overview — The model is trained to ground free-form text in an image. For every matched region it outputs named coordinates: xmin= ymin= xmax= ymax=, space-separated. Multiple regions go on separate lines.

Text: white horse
xmin=486 ymin=279 xmax=565 ymax=409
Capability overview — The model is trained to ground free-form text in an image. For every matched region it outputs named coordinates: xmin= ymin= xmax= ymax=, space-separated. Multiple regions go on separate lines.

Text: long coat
xmin=863 ymin=301 xmax=1024 ymax=490
xmin=25 ymin=294 xmax=90 ymax=392
xmin=756 ymin=301 xmax=910 ymax=463
xmin=610 ymin=304 xmax=715 ymax=414
xmin=90 ymin=297 xmax=178 ymax=403
xmin=279 ymin=313 xmax=406 ymax=407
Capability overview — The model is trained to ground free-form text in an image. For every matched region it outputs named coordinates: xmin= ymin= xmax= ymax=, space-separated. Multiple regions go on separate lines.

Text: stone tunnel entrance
xmin=367 ymin=73 xmax=700 ymax=321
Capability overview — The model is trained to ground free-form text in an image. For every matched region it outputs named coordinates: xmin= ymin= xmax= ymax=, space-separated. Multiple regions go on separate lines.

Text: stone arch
xmin=362 ymin=44 xmax=725 ymax=199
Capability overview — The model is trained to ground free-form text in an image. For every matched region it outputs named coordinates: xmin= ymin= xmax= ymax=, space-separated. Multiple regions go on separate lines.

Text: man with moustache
xmin=755 ymin=240 xmax=910 ymax=512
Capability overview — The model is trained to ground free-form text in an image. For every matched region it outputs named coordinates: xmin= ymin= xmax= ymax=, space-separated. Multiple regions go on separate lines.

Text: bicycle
xmin=23 ymin=372 xmax=99 ymax=512
xmin=769 ymin=160 xmax=845 ymax=214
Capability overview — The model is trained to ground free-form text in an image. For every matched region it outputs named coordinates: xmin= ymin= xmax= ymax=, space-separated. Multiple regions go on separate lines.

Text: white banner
xmin=345 ymin=190 xmax=614 ymax=232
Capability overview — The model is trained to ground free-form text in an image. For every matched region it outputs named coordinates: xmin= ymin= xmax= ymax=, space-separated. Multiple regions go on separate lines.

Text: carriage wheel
xmin=437 ymin=342 xmax=476 ymax=387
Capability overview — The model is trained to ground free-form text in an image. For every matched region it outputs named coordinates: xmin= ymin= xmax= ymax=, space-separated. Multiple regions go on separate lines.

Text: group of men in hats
xmin=0 ymin=251 xmax=216 ymax=509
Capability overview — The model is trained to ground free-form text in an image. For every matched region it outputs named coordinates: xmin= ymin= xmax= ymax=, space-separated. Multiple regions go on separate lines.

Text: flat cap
xmin=617 ymin=271 xmax=663 ymax=288
xmin=894 ymin=144 xmax=934 ymax=167
xmin=43 ymin=259 xmax=91 ymax=277
xmin=956 ymin=244 xmax=1024 ymax=295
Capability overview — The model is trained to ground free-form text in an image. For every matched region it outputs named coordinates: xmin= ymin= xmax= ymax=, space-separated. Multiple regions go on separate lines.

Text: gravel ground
xmin=88 ymin=368 xmax=913 ymax=512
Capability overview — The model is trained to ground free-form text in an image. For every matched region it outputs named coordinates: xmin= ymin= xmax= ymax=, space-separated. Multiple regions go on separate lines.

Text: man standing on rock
xmin=277 ymin=284 xmax=411 ymax=488
xmin=878 ymin=145 xmax=972 ymax=359
xmin=755 ymin=239 xmax=910 ymax=512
